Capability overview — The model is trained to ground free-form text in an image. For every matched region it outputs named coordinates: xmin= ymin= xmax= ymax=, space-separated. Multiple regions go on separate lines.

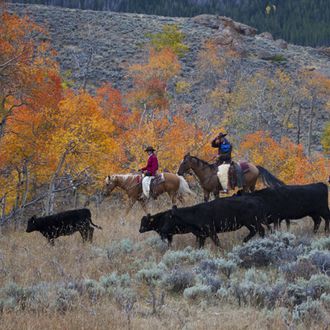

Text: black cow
xmin=26 ymin=208 xmax=102 ymax=245
xmin=139 ymin=197 xmax=266 ymax=248
xmin=236 ymin=183 xmax=330 ymax=233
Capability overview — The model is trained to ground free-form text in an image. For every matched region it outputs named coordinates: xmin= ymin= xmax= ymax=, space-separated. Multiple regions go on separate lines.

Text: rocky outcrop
xmin=192 ymin=14 xmax=257 ymax=36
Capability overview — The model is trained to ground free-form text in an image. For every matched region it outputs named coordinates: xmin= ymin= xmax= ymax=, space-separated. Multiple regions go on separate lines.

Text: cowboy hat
xmin=145 ymin=146 xmax=156 ymax=152
xmin=218 ymin=132 xmax=227 ymax=138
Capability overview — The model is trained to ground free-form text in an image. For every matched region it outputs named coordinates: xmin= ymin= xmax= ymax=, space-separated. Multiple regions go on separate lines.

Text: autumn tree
xmin=297 ymin=70 xmax=330 ymax=157
xmin=0 ymin=10 xmax=59 ymax=137
xmin=238 ymin=131 xmax=328 ymax=185
xmin=146 ymin=24 xmax=189 ymax=57
xmin=321 ymin=121 xmax=330 ymax=156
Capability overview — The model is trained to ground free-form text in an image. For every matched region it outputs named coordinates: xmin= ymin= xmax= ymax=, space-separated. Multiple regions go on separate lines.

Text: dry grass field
xmin=0 ymin=197 xmax=329 ymax=330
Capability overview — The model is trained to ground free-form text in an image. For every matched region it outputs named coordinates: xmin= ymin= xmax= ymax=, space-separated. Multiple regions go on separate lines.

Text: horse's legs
xmin=177 ymin=194 xmax=185 ymax=205
xmin=125 ymin=198 xmax=137 ymax=216
xmin=168 ymin=192 xmax=177 ymax=206
xmin=203 ymin=189 xmax=210 ymax=202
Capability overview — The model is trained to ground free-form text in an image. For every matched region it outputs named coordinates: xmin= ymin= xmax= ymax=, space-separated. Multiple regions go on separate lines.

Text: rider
xmin=211 ymin=132 xmax=232 ymax=193
xmin=140 ymin=146 xmax=159 ymax=198
xmin=140 ymin=146 xmax=158 ymax=176
xmin=211 ymin=132 xmax=232 ymax=165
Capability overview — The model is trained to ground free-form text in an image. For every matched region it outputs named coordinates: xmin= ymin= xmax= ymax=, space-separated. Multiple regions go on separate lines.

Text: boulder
xmin=257 ymin=32 xmax=274 ymax=41
xmin=219 ymin=16 xmax=257 ymax=36
xmin=191 ymin=14 xmax=222 ymax=29
xmin=275 ymin=39 xmax=288 ymax=49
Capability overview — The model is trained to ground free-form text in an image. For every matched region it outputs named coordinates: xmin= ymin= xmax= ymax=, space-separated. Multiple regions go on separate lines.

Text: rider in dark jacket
xmin=211 ymin=132 xmax=232 ymax=165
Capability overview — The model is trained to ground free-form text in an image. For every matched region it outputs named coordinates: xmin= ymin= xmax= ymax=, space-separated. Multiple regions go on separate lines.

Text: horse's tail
xmin=256 ymin=166 xmax=285 ymax=188
xmin=178 ymin=176 xmax=196 ymax=196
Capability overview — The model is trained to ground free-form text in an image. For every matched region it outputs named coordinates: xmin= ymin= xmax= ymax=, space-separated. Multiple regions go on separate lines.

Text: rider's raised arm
xmin=211 ymin=137 xmax=220 ymax=148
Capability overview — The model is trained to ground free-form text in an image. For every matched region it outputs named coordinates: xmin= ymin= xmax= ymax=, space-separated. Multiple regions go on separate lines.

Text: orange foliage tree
xmin=0 ymin=9 xmax=59 ymax=137
xmin=238 ymin=131 xmax=328 ymax=184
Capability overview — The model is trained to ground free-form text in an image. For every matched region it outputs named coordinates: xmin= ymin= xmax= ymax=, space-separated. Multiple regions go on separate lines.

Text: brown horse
xmin=102 ymin=173 xmax=195 ymax=215
xmin=177 ymin=153 xmax=284 ymax=202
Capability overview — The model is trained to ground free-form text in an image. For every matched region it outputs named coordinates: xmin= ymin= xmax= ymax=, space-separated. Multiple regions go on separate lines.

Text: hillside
xmin=9 ymin=0 xmax=330 ymax=47
xmin=8 ymin=3 xmax=330 ymax=153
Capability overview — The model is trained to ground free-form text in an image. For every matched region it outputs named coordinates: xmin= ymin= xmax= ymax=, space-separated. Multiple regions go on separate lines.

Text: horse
xmin=102 ymin=173 xmax=195 ymax=215
xmin=177 ymin=153 xmax=284 ymax=202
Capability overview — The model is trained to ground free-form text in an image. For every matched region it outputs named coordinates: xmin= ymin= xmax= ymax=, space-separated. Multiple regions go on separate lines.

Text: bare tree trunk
xmin=18 ymin=161 xmax=29 ymax=224
xmin=138 ymin=103 xmax=147 ymax=129
xmin=307 ymin=101 xmax=315 ymax=158
xmin=297 ymin=105 xmax=301 ymax=145
xmin=0 ymin=195 xmax=6 ymax=225
xmin=45 ymin=147 xmax=71 ymax=215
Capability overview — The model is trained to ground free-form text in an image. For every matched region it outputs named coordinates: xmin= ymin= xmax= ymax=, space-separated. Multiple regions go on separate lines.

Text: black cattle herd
xmin=26 ymin=183 xmax=330 ymax=248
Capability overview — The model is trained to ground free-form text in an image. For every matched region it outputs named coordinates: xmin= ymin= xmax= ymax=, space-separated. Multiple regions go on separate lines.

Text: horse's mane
xmin=190 ymin=155 xmax=213 ymax=167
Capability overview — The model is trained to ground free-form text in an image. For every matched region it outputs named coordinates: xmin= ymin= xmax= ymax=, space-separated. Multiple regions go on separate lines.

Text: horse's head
xmin=102 ymin=175 xmax=118 ymax=196
xmin=177 ymin=153 xmax=192 ymax=176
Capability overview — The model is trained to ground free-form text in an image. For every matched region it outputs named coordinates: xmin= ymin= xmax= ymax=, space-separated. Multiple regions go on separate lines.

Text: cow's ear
xmin=31 ymin=215 xmax=36 ymax=222
xmin=147 ymin=213 xmax=154 ymax=222
xmin=186 ymin=152 xmax=190 ymax=157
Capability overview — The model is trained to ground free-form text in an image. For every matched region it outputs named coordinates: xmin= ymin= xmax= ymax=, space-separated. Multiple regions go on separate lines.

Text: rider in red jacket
xmin=140 ymin=146 xmax=158 ymax=176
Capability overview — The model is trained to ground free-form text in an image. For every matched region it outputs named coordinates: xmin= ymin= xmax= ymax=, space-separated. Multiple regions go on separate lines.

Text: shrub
xmin=292 ymin=299 xmax=327 ymax=325
xmin=287 ymin=274 xmax=330 ymax=306
xmin=197 ymin=274 xmax=222 ymax=293
xmin=197 ymin=258 xmax=237 ymax=279
xmin=106 ymin=239 xmax=134 ymax=260
xmin=82 ymin=279 xmax=105 ymax=301
xmin=162 ymin=267 xmax=195 ymax=293
xmin=183 ymin=285 xmax=212 ymax=301
xmin=99 ymin=272 xmax=131 ymax=290
xmin=136 ymin=262 xmax=167 ymax=285
xmin=229 ymin=232 xmax=303 ymax=268
xmin=162 ymin=247 xmax=211 ymax=268
xmin=320 ymin=293 xmax=330 ymax=310
xmin=0 ymin=282 xmax=32 ymax=311
xmin=281 ymin=257 xmax=318 ymax=282
xmin=311 ymin=237 xmax=330 ymax=251
xmin=308 ymin=250 xmax=330 ymax=275
xmin=52 ymin=287 xmax=79 ymax=313
xmin=144 ymin=236 xmax=168 ymax=253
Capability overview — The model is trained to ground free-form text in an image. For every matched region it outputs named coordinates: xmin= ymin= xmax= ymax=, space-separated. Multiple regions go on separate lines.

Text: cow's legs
xmin=167 ymin=235 xmax=173 ymax=247
xmin=258 ymin=224 xmax=265 ymax=238
xmin=311 ymin=215 xmax=322 ymax=233
xmin=243 ymin=224 xmax=257 ymax=242
xmin=87 ymin=227 xmax=94 ymax=242
xmin=80 ymin=229 xmax=87 ymax=242
xmin=320 ymin=209 xmax=330 ymax=233
xmin=48 ymin=238 xmax=55 ymax=246
xmin=210 ymin=233 xmax=221 ymax=247
xmin=197 ymin=236 xmax=206 ymax=248
xmin=285 ymin=219 xmax=291 ymax=231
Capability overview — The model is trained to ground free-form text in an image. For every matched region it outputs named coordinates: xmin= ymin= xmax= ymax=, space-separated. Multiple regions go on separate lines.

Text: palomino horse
xmin=102 ymin=173 xmax=195 ymax=215
xmin=177 ymin=153 xmax=284 ymax=202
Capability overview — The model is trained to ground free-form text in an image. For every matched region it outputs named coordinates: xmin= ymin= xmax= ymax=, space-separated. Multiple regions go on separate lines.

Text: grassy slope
xmin=0 ymin=198 xmax=328 ymax=329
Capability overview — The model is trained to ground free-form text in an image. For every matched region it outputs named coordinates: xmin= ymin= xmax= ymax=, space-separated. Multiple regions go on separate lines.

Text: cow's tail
xmin=178 ymin=176 xmax=196 ymax=197
xmin=89 ymin=218 xmax=103 ymax=230
xmin=257 ymin=166 xmax=285 ymax=188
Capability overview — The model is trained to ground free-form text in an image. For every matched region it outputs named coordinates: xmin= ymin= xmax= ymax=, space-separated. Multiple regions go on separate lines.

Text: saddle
xmin=228 ymin=161 xmax=249 ymax=190
xmin=150 ymin=173 xmax=165 ymax=199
